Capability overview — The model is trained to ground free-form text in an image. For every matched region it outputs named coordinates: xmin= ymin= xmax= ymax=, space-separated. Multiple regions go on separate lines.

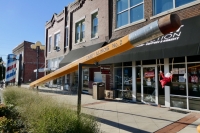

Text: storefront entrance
xmin=142 ymin=66 xmax=158 ymax=104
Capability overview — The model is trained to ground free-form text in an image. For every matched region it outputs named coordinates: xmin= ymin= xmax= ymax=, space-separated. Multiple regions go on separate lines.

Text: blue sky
xmin=0 ymin=0 xmax=73 ymax=63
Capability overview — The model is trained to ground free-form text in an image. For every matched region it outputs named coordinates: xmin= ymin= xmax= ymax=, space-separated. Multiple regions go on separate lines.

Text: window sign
xmin=179 ymin=68 xmax=185 ymax=74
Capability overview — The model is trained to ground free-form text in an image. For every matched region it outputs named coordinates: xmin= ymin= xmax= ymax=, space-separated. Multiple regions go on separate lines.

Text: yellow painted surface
xmin=30 ymin=35 xmax=134 ymax=87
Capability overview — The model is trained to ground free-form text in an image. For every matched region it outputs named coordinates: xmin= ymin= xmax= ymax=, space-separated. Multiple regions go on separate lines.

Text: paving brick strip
xmin=154 ymin=113 xmax=200 ymax=133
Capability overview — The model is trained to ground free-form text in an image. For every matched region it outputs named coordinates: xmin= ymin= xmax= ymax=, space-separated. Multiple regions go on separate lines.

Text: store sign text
xmin=85 ymin=39 xmax=123 ymax=60
xmin=137 ymin=25 xmax=184 ymax=47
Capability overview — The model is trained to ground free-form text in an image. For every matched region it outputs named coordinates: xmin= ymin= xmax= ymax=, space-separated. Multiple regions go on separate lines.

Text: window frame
xmin=116 ymin=0 xmax=144 ymax=28
xmin=91 ymin=12 xmax=98 ymax=38
xmin=75 ymin=19 xmax=85 ymax=44
xmin=54 ymin=32 xmax=60 ymax=47
xmin=153 ymin=0 xmax=197 ymax=16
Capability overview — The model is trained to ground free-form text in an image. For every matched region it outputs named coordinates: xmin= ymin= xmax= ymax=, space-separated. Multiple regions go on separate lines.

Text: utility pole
xmin=31 ymin=41 xmax=45 ymax=90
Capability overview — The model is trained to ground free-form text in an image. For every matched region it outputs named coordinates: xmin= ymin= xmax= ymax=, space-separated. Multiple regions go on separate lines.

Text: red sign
xmin=101 ymin=66 xmax=110 ymax=74
xmin=144 ymin=71 xmax=154 ymax=78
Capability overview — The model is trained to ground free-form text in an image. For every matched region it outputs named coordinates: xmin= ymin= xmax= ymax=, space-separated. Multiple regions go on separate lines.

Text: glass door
xmin=142 ymin=66 xmax=158 ymax=104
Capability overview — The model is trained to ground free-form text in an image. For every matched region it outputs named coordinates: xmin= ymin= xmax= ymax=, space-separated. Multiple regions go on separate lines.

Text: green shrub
xmin=2 ymin=87 xmax=101 ymax=133
xmin=0 ymin=104 xmax=25 ymax=132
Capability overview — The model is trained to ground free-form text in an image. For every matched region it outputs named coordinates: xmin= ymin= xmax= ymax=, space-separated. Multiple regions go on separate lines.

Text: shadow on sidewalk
xmin=95 ymin=116 xmax=150 ymax=133
xmin=83 ymin=106 xmax=196 ymax=126
xmin=38 ymin=88 xmax=77 ymax=95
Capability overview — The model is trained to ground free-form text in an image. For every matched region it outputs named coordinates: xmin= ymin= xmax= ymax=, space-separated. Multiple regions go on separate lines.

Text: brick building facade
xmin=13 ymin=41 xmax=45 ymax=83
xmin=111 ymin=0 xmax=200 ymax=41
xmin=44 ymin=0 xmax=200 ymax=111
xmin=45 ymin=0 xmax=110 ymax=89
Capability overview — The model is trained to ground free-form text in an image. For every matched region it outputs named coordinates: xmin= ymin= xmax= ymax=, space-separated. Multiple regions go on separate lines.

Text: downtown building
xmin=45 ymin=0 xmax=200 ymax=111
xmin=13 ymin=41 xmax=45 ymax=83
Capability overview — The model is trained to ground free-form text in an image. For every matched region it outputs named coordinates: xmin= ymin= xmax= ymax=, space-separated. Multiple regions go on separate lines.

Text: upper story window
xmin=48 ymin=36 xmax=52 ymax=52
xmin=54 ymin=32 xmax=60 ymax=47
xmin=75 ymin=20 xmax=85 ymax=43
xmin=153 ymin=0 xmax=196 ymax=15
xmin=117 ymin=0 xmax=144 ymax=28
xmin=92 ymin=12 xmax=98 ymax=38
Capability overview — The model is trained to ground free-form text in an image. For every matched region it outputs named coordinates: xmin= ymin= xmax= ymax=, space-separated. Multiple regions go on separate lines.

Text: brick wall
xmin=71 ymin=0 xmax=109 ymax=49
xmin=45 ymin=12 xmax=66 ymax=60
xmin=23 ymin=41 xmax=45 ymax=83
xmin=111 ymin=0 xmax=200 ymax=40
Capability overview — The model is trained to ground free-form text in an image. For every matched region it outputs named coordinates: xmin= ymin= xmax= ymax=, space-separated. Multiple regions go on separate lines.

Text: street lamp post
xmin=31 ymin=41 xmax=45 ymax=89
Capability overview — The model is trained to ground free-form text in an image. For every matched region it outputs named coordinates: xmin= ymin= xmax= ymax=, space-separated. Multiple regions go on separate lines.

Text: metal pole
xmin=77 ymin=63 xmax=99 ymax=116
xmin=36 ymin=46 xmax=39 ymax=90
xmin=77 ymin=63 xmax=82 ymax=116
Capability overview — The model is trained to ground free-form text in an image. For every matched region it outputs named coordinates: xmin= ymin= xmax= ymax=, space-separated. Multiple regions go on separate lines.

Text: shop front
xmin=100 ymin=15 xmax=200 ymax=111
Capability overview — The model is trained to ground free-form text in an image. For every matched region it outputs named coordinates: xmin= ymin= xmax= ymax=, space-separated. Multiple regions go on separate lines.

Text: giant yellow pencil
xmin=30 ymin=14 xmax=181 ymax=88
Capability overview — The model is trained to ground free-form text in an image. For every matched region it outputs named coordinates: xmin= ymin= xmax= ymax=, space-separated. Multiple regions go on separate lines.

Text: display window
xmin=170 ymin=64 xmax=186 ymax=96
xmin=188 ymin=63 xmax=200 ymax=97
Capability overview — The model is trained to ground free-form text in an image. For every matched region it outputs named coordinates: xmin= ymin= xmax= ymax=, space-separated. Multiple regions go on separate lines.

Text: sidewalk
xmin=22 ymin=85 xmax=200 ymax=133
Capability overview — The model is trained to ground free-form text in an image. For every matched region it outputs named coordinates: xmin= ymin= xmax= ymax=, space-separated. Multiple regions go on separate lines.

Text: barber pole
xmin=5 ymin=54 xmax=17 ymax=83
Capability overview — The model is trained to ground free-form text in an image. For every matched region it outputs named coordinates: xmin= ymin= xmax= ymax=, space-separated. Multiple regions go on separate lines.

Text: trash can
xmin=92 ymin=82 xmax=105 ymax=100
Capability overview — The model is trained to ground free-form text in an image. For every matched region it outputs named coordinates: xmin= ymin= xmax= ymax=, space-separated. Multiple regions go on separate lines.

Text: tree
xmin=0 ymin=57 xmax=5 ymax=81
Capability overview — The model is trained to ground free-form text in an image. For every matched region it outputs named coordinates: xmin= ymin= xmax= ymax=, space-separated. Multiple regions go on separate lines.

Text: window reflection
xmin=189 ymin=98 xmax=200 ymax=111
xmin=154 ymin=0 xmax=195 ymax=15
xmin=123 ymin=67 xmax=132 ymax=100
xmin=136 ymin=67 xmax=141 ymax=101
xmin=117 ymin=0 xmax=144 ymax=28
xmin=170 ymin=64 xmax=186 ymax=96
xmin=170 ymin=96 xmax=187 ymax=109
xmin=143 ymin=67 xmax=156 ymax=103
xmin=114 ymin=67 xmax=122 ymax=89
xmin=158 ymin=65 xmax=165 ymax=105
xmin=188 ymin=63 xmax=200 ymax=97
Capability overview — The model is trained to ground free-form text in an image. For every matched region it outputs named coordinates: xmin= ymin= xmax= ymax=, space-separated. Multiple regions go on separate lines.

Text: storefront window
xmin=170 ymin=64 xmax=186 ymax=96
xmin=187 ymin=55 xmax=200 ymax=62
xmin=72 ymin=71 xmax=78 ymax=87
xmin=157 ymin=59 xmax=164 ymax=64
xmin=114 ymin=63 xmax=122 ymax=67
xmin=136 ymin=67 xmax=141 ymax=101
xmin=143 ymin=67 xmax=156 ymax=103
xmin=170 ymin=96 xmax=187 ymax=109
xmin=136 ymin=61 xmax=141 ymax=66
xmin=83 ymin=69 xmax=89 ymax=90
xmin=158 ymin=65 xmax=165 ymax=105
xmin=123 ymin=62 xmax=132 ymax=66
xmin=169 ymin=57 xmax=185 ymax=63
xmin=142 ymin=59 xmax=156 ymax=65
xmin=189 ymin=98 xmax=200 ymax=111
xmin=114 ymin=67 xmax=122 ymax=89
xmin=188 ymin=63 xmax=200 ymax=97
xmin=114 ymin=67 xmax=122 ymax=98
xmin=123 ymin=67 xmax=132 ymax=100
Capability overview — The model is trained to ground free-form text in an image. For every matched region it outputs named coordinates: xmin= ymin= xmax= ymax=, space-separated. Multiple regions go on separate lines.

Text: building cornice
xmin=46 ymin=10 xmax=65 ymax=28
